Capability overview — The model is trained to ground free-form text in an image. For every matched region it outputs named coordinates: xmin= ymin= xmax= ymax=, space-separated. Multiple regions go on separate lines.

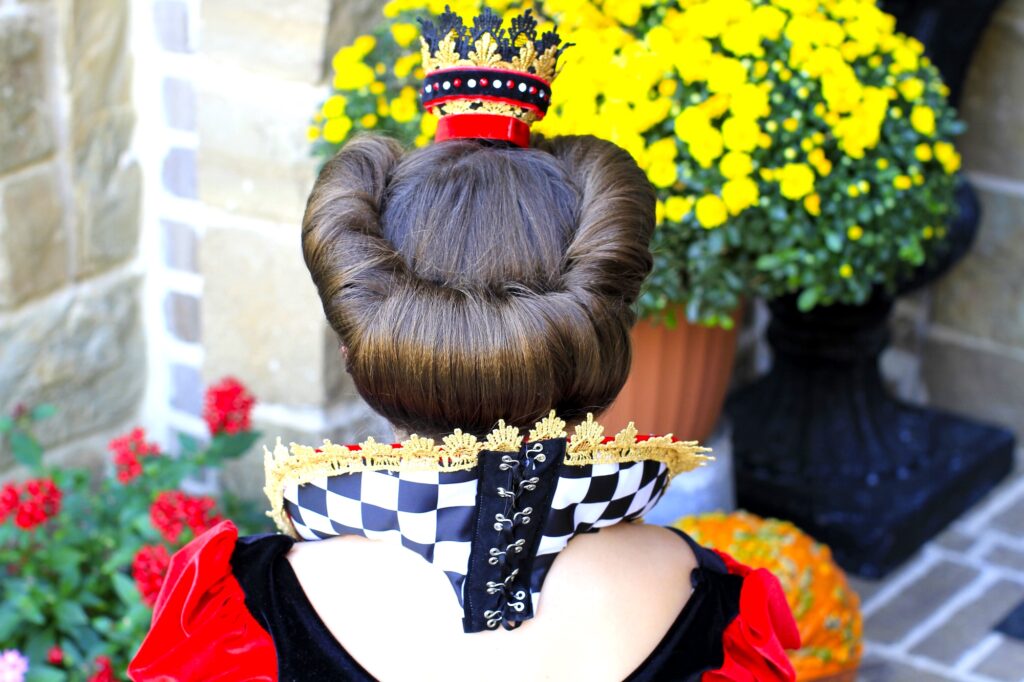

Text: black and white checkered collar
xmin=264 ymin=413 xmax=712 ymax=633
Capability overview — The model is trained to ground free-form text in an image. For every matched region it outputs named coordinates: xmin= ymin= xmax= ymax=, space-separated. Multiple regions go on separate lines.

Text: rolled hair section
xmin=301 ymin=134 xmax=655 ymax=437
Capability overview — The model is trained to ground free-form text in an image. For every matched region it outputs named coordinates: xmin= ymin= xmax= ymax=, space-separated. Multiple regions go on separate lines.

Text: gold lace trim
xmin=263 ymin=412 xmax=713 ymax=537
xmin=435 ymin=99 xmax=540 ymax=125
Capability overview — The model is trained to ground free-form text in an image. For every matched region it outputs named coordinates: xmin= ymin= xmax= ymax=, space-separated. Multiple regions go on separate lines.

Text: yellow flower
xmin=420 ymin=113 xmax=439 ymax=137
xmin=334 ymin=62 xmax=375 ymax=90
xmin=858 ymin=180 xmax=870 ymax=193
xmin=370 ymin=81 xmax=386 ymax=95
xmin=695 ymin=194 xmax=728 ymax=229
xmin=360 ymin=113 xmax=378 ymax=128
xmin=323 ymin=116 xmax=352 ymax=144
xmin=839 ymin=263 xmax=854 ymax=278
xmin=922 ymin=226 xmax=935 ymax=239
xmin=915 ymin=143 xmax=933 ymax=162
xmin=353 ymin=35 xmax=376 ymax=56
xmin=753 ymin=60 xmax=769 ymax=78
xmin=658 ymin=79 xmax=678 ymax=97
xmin=847 ymin=184 xmax=860 ymax=198
xmin=911 ymin=105 xmax=936 ymax=136
xmin=803 ymin=193 xmax=821 ymax=216
xmin=893 ymin=174 xmax=913 ymax=190
xmin=674 ymin=107 xmax=711 ymax=142
xmin=729 ymin=83 xmax=770 ymax=119
xmin=898 ymin=77 xmax=925 ymax=101
xmin=321 ymin=95 xmax=347 ymax=119
xmin=684 ymin=2 xmax=729 ymax=38
xmin=689 ymin=128 xmax=726 ymax=167
xmin=778 ymin=163 xmax=816 ymax=200
xmin=847 ymin=225 xmax=864 ymax=241
xmin=648 ymin=159 xmax=679 ymax=188
xmin=390 ymin=95 xmax=418 ymax=123
xmin=376 ymin=97 xmax=389 ymax=117
xmin=934 ymin=141 xmax=961 ymax=173
xmin=655 ymin=199 xmax=666 ymax=225
xmin=783 ymin=117 xmax=799 ymax=132
xmin=664 ymin=196 xmax=694 ymax=222
xmin=706 ymin=56 xmax=748 ymax=94
xmin=375 ymin=62 xmax=386 ymax=76
xmin=723 ymin=177 xmax=760 ymax=215
xmin=720 ymin=151 xmax=754 ymax=179
xmin=876 ymin=158 xmax=890 ymax=170
xmin=390 ymin=22 xmax=418 ymax=47
xmin=306 ymin=125 xmax=320 ymax=142
xmin=394 ymin=53 xmax=421 ymax=79
xmin=722 ymin=117 xmax=761 ymax=152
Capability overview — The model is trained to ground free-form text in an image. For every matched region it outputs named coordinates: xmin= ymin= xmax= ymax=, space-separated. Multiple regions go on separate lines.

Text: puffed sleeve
xmin=704 ymin=549 xmax=802 ymax=682
xmin=128 ymin=520 xmax=278 ymax=681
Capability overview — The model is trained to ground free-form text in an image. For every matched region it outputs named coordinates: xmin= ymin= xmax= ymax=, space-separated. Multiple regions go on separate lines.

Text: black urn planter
xmin=726 ymin=291 xmax=1014 ymax=578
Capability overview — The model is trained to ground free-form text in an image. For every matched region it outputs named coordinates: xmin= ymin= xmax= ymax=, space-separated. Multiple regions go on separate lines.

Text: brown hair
xmin=301 ymin=134 xmax=655 ymax=437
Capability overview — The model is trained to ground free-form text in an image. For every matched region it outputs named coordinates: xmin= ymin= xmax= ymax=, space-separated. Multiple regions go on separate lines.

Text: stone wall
xmin=922 ymin=0 xmax=1024 ymax=438
xmin=196 ymin=0 xmax=389 ymax=497
xmin=0 ymin=0 xmax=144 ymax=471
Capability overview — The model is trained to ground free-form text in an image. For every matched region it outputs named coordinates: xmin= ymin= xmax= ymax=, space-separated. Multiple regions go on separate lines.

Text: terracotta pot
xmin=601 ymin=308 xmax=740 ymax=442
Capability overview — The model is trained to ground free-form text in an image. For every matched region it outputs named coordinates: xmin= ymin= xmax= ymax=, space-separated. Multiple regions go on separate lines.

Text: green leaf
xmin=797 ymin=287 xmax=820 ymax=312
xmin=178 ymin=432 xmax=201 ymax=456
xmin=207 ymin=431 xmax=261 ymax=463
xmin=112 ymin=572 xmax=140 ymax=606
xmin=0 ymin=416 xmax=12 ymax=433
xmin=27 ymin=667 xmax=67 ymax=682
xmin=55 ymin=601 xmax=88 ymax=627
xmin=0 ymin=605 xmax=21 ymax=640
xmin=9 ymin=428 xmax=43 ymax=470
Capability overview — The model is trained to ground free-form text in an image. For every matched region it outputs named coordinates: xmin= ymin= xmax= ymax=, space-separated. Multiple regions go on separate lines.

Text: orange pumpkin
xmin=673 ymin=510 xmax=863 ymax=681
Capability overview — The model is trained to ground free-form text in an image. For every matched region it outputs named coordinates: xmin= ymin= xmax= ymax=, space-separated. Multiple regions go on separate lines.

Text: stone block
xmin=202 ymin=0 xmax=334 ymax=82
xmin=0 ymin=273 xmax=145 ymax=459
xmin=921 ymin=332 xmax=1024 ymax=437
xmin=162 ymin=219 xmax=198 ymax=272
xmin=984 ymin=542 xmax=1024 ymax=573
xmin=66 ymin=0 xmax=132 ymax=124
xmin=0 ymin=164 xmax=68 ymax=309
xmin=991 ymin=495 xmax=1024 ymax=536
xmin=974 ymin=639 xmax=1024 ymax=681
xmin=163 ymin=77 xmax=196 ymax=131
xmin=154 ymin=0 xmax=190 ymax=53
xmin=72 ymin=109 xmax=141 ymax=276
xmin=959 ymin=0 xmax=1024 ymax=182
xmin=201 ymin=225 xmax=340 ymax=406
xmin=863 ymin=559 xmax=979 ymax=644
xmin=932 ymin=186 xmax=1024 ymax=349
xmin=162 ymin=147 xmax=197 ymax=199
xmin=164 ymin=291 xmax=201 ymax=343
xmin=911 ymin=579 xmax=1024 ymax=664
xmin=197 ymin=76 xmax=320 ymax=223
xmin=856 ymin=655 xmax=958 ymax=681
xmin=0 ymin=13 xmax=54 ymax=174
xmin=932 ymin=527 xmax=976 ymax=553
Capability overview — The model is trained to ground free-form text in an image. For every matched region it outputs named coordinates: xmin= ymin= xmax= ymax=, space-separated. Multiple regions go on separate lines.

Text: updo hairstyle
xmin=301 ymin=134 xmax=656 ymax=438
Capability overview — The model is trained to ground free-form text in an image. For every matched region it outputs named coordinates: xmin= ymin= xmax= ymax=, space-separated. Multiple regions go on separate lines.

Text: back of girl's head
xmin=302 ymin=134 xmax=656 ymax=437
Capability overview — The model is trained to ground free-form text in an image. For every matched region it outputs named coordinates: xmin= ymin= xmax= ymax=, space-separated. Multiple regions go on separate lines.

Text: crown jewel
xmin=418 ymin=7 xmax=571 ymax=147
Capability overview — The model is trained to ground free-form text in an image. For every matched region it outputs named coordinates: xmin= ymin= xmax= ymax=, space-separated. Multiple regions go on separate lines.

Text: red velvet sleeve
xmin=128 ymin=520 xmax=278 ymax=681
xmin=703 ymin=549 xmax=802 ymax=682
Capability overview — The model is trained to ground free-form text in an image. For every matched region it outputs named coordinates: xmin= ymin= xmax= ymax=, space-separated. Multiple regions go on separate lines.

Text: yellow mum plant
xmin=311 ymin=0 xmax=962 ymax=326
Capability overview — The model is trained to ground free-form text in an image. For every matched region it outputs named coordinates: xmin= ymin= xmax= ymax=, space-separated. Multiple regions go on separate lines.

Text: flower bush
xmin=310 ymin=0 xmax=961 ymax=325
xmin=0 ymin=378 xmax=270 ymax=682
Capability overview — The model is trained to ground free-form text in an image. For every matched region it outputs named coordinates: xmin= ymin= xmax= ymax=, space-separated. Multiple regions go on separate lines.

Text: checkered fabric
xmin=283 ymin=458 xmax=670 ymax=608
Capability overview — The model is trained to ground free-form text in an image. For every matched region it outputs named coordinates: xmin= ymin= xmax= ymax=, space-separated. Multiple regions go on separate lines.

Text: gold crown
xmin=418 ymin=7 xmax=570 ymax=128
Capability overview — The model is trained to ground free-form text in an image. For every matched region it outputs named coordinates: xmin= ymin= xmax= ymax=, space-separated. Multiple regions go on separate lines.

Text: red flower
xmin=47 ymin=645 xmax=64 ymax=666
xmin=203 ymin=377 xmax=255 ymax=435
xmin=109 ymin=428 xmax=160 ymax=483
xmin=132 ymin=544 xmax=171 ymax=607
xmin=150 ymin=491 xmax=222 ymax=544
xmin=2 ymin=478 xmax=61 ymax=530
xmin=87 ymin=655 xmax=115 ymax=682
xmin=0 ymin=484 xmax=18 ymax=523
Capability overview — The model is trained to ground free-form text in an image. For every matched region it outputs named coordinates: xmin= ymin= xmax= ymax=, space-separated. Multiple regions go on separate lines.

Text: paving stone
xmin=847 ymin=575 xmax=886 ymax=604
xmin=933 ymin=527 xmax=977 ymax=554
xmin=856 ymin=655 xmax=959 ymax=681
xmin=992 ymin=497 xmax=1024 ymax=536
xmin=864 ymin=560 xmax=979 ymax=644
xmin=984 ymin=543 xmax=1024 ymax=573
xmin=911 ymin=579 xmax=1024 ymax=665
xmin=973 ymin=637 xmax=1024 ymax=681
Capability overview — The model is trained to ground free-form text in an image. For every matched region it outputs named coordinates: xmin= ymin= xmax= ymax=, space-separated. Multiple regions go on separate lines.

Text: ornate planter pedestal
xmin=726 ymin=292 xmax=1014 ymax=578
